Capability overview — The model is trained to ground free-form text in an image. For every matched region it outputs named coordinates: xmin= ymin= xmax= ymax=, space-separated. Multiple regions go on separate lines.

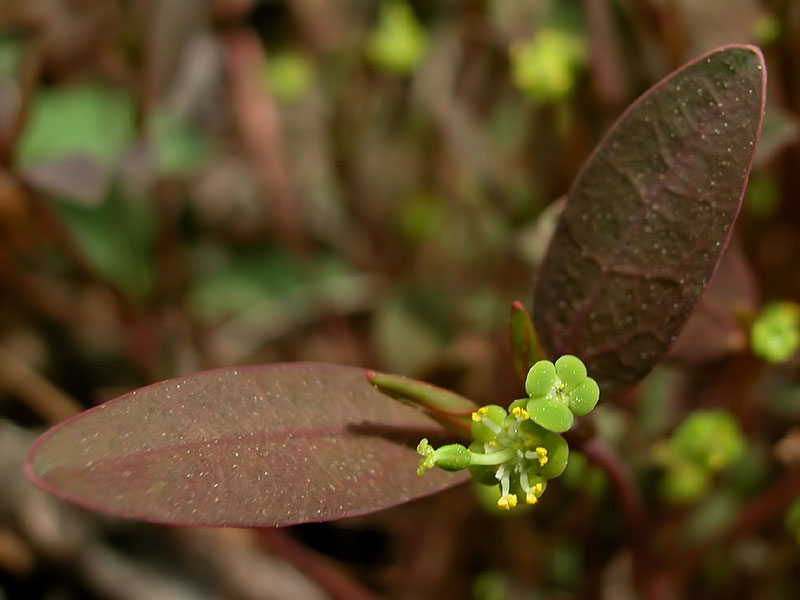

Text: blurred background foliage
xmin=1 ymin=1 xmax=800 ymax=599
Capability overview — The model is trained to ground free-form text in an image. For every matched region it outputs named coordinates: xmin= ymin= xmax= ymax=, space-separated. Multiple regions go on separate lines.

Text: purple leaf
xmin=533 ymin=45 xmax=766 ymax=399
xmin=25 ymin=363 xmax=467 ymax=527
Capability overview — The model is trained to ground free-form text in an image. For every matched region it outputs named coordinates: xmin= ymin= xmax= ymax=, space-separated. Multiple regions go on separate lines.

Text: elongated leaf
xmin=533 ymin=45 xmax=766 ymax=398
xmin=366 ymin=370 xmax=476 ymax=432
xmin=25 ymin=363 xmax=466 ymax=527
xmin=509 ymin=300 xmax=544 ymax=384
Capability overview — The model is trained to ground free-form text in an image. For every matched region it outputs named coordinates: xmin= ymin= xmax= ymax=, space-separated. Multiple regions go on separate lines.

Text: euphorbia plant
xmin=24 ymin=43 xmax=766 ymax=590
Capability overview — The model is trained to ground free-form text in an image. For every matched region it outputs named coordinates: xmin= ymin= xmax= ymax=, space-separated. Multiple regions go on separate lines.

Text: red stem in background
xmin=575 ymin=436 xmax=668 ymax=600
xmin=221 ymin=30 xmax=306 ymax=251
xmin=258 ymin=528 xmax=380 ymax=600
xmin=670 ymin=467 xmax=800 ymax=586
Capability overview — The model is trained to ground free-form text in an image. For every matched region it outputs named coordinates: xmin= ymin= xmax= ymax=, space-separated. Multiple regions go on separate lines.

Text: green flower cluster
xmin=416 ymin=356 xmax=599 ymax=510
xmin=751 ymin=302 xmax=800 ymax=364
xmin=509 ymin=27 xmax=586 ymax=103
xmin=365 ymin=1 xmax=427 ymax=75
xmin=654 ymin=410 xmax=745 ymax=503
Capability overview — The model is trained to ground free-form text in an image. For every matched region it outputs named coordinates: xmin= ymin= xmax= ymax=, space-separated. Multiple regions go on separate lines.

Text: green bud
xmin=525 ymin=360 xmax=557 ymax=398
xmin=568 ymin=378 xmax=600 ymax=416
xmin=432 ymin=443 xmax=472 ymax=471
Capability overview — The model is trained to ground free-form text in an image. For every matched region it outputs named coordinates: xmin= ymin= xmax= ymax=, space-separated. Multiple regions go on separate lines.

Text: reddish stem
xmin=575 ymin=437 xmax=668 ymax=600
xmin=258 ymin=528 xmax=380 ymax=600
xmin=670 ymin=467 xmax=800 ymax=585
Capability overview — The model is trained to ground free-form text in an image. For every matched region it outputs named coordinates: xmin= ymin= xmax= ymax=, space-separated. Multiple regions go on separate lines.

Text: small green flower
xmin=654 ymin=410 xmax=746 ymax=504
xmin=366 ymin=2 xmax=427 ymax=75
xmin=417 ymin=402 xmax=568 ymax=510
xmin=671 ymin=410 xmax=745 ymax=472
xmin=751 ymin=302 xmax=800 ymax=363
xmin=525 ymin=356 xmax=599 ymax=432
xmin=261 ymin=51 xmax=314 ymax=103
xmin=415 ymin=354 xmax=596 ymax=510
xmin=659 ymin=460 xmax=710 ymax=504
xmin=509 ymin=27 xmax=586 ymax=103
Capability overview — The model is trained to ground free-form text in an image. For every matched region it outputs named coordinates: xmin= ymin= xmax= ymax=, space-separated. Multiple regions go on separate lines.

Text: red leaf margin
xmin=24 ymin=362 xmax=468 ymax=527
xmin=533 ymin=44 xmax=767 ymax=398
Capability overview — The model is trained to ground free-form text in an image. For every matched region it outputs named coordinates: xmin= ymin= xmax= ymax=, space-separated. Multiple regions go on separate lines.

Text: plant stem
xmin=575 ymin=436 xmax=668 ymax=600
xmin=670 ymin=467 xmax=800 ymax=585
xmin=258 ymin=528 xmax=380 ymax=600
xmin=469 ymin=448 xmax=516 ymax=465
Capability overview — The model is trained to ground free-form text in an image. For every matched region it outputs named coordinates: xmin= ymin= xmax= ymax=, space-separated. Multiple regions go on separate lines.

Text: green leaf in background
xmin=0 ymin=35 xmax=23 ymax=77
xmin=189 ymin=247 xmax=337 ymax=321
xmin=785 ymin=497 xmax=800 ymax=546
xmin=53 ymin=189 xmax=155 ymax=302
xmin=16 ymin=83 xmax=134 ymax=168
xmin=373 ymin=295 xmax=443 ymax=376
xmin=533 ymin=45 xmax=766 ymax=398
xmin=15 ymin=84 xmax=135 ymax=204
xmin=188 ymin=247 xmax=373 ymax=363
xmin=149 ymin=109 xmax=213 ymax=176
xmin=744 ymin=172 xmax=779 ymax=218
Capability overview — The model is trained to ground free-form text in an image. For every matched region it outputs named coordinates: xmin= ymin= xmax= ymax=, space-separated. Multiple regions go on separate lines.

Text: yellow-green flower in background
xmin=510 ymin=27 xmax=586 ymax=103
xmin=366 ymin=2 xmax=427 ymax=75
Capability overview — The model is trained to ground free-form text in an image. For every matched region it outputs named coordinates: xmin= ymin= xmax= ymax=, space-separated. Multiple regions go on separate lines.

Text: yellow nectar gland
xmin=472 ymin=407 xmax=489 ymax=422
xmin=536 ymin=446 xmax=548 ymax=466
xmin=526 ymin=482 xmax=545 ymax=504
xmin=497 ymin=494 xmax=519 ymax=510
xmin=511 ymin=406 xmax=530 ymax=420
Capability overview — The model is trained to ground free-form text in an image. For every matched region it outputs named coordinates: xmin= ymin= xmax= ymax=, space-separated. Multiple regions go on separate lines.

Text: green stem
xmin=469 ymin=448 xmax=515 ymax=465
